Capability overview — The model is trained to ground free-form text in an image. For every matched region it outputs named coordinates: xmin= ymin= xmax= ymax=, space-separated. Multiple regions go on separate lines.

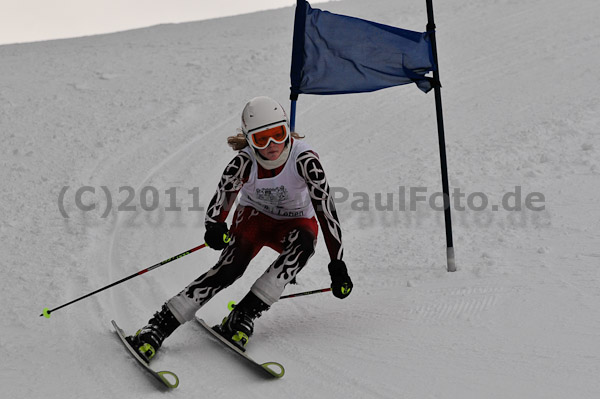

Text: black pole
xmin=40 ymin=243 xmax=207 ymax=318
xmin=280 ymin=287 xmax=331 ymax=299
xmin=426 ymin=0 xmax=456 ymax=272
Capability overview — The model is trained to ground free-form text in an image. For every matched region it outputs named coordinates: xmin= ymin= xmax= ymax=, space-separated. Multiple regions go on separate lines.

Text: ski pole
xmin=280 ymin=287 xmax=331 ymax=299
xmin=227 ymin=288 xmax=332 ymax=310
xmin=41 ymin=243 xmax=207 ymax=318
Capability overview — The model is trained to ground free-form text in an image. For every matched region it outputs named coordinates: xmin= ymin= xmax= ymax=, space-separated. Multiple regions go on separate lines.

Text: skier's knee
xmin=210 ymin=261 xmax=246 ymax=287
xmin=288 ymin=228 xmax=316 ymax=255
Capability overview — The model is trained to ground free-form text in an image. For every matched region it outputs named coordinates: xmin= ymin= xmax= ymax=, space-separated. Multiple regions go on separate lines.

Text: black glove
xmin=328 ymin=260 xmax=353 ymax=299
xmin=204 ymin=222 xmax=230 ymax=250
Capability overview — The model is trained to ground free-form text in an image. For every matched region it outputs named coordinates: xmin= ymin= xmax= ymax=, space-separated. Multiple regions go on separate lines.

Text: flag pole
xmin=289 ymin=0 xmax=306 ymax=132
xmin=290 ymin=93 xmax=298 ymax=132
xmin=426 ymin=0 xmax=456 ymax=272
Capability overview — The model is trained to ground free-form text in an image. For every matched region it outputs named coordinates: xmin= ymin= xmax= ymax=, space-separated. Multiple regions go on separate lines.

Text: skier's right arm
xmin=204 ymin=152 xmax=252 ymax=249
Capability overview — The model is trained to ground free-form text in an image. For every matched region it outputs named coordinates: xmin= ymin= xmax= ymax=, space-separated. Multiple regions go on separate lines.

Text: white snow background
xmin=1 ymin=0 xmax=600 ymax=398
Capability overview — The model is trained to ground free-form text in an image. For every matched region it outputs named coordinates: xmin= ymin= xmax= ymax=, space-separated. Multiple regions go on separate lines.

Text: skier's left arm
xmin=297 ymin=150 xmax=353 ymax=299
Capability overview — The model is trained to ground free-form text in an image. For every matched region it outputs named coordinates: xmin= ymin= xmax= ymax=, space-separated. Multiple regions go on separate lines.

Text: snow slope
xmin=1 ymin=0 xmax=600 ymax=398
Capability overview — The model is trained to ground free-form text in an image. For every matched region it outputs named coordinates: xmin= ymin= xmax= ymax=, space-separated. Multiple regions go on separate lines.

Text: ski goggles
xmin=247 ymin=122 xmax=289 ymax=150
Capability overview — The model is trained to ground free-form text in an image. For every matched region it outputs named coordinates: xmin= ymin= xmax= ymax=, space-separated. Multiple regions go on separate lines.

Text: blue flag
xmin=290 ymin=0 xmax=436 ymax=95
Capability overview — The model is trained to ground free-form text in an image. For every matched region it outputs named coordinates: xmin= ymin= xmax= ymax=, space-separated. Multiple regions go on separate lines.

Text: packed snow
xmin=1 ymin=0 xmax=599 ymax=398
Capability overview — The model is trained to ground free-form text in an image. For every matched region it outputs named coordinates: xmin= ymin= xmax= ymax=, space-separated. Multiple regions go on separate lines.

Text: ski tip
xmin=41 ymin=308 xmax=52 ymax=319
xmin=157 ymin=371 xmax=180 ymax=388
xmin=261 ymin=362 xmax=285 ymax=378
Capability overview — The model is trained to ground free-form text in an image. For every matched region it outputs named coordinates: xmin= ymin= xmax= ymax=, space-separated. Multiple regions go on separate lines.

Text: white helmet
xmin=241 ymin=97 xmax=290 ymax=149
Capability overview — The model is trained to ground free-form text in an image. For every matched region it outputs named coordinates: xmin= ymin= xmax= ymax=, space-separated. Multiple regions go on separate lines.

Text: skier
xmin=127 ymin=96 xmax=353 ymax=362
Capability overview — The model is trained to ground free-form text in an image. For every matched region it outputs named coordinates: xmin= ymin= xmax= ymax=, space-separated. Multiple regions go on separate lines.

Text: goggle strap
xmin=246 ymin=119 xmax=287 ymax=134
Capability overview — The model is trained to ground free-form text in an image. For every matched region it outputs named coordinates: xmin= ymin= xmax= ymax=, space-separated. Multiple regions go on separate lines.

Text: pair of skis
xmin=112 ymin=317 xmax=284 ymax=389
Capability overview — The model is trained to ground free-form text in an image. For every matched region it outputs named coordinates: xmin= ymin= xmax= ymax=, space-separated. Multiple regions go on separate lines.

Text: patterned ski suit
xmin=167 ymin=139 xmax=344 ymax=322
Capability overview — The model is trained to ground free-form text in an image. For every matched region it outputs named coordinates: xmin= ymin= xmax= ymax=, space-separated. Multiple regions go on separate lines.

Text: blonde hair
xmin=227 ymin=129 xmax=305 ymax=151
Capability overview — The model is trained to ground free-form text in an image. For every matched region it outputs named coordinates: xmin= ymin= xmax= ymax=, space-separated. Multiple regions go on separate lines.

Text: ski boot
xmin=218 ymin=291 xmax=270 ymax=351
xmin=126 ymin=303 xmax=181 ymax=363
